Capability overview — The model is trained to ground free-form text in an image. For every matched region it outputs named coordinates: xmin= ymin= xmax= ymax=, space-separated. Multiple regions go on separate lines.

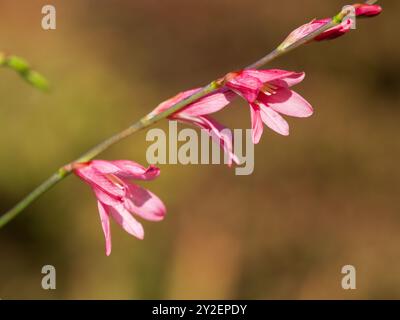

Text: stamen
xmin=105 ymin=174 xmax=125 ymax=190
xmin=261 ymin=83 xmax=277 ymax=95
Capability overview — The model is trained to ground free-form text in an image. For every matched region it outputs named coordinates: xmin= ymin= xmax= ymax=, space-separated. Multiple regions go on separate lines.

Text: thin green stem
xmin=0 ymin=4 xmax=357 ymax=228
xmin=75 ymin=83 xmax=217 ymax=163
xmin=0 ymin=83 xmax=217 ymax=228
xmin=0 ymin=169 xmax=69 ymax=227
xmin=251 ymin=22 xmax=337 ymax=68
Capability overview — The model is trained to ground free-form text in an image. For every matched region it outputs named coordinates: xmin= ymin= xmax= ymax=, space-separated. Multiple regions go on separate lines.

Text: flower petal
xmin=259 ymin=88 xmax=313 ymax=118
xmin=124 ymin=183 xmax=166 ymax=222
xmin=241 ymin=69 xmax=305 ymax=87
xmin=74 ymin=165 xmax=125 ymax=199
xmin=270 ymin=72 xmax=305 ymax=88
xmin=279 ymin=19 xmax=327 ymax=49
xmin=225 ymin=73 xmax=263 ymax=103
xmin=259 ymin=104 xmax=289 ymax=136
xmin=108 ymin=204 xmax=145 ymax=240
xmin=152 ymin=88 xmax=235 ymax=117
xmin=175 ymin=114 xmax=240 ymax=166
xmin=93 ymin=187 xmax=121 ymax=206
xmin=90 ymin=160 xmax=122 ymax=174
xmin=314 ymin=18 xmax=353 ymax=41
xmin=97 ymin=201 xmax=112 ymax=256
xmin=111 ymin=160 xmax=160 ymax=180
xmin=202 ymin=116 xmax=239 ymax=166
xmin=153 ymin=88 xmax=201 ymax=114
xmin=182 ymin=89 xmax=236 ymax=116
xmin=250 ymin=103 xmax=264 ymax=144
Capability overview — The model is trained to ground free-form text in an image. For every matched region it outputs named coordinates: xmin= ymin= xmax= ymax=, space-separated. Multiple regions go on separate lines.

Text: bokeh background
xmin=0 ymin=0 xmax=399 ymax=299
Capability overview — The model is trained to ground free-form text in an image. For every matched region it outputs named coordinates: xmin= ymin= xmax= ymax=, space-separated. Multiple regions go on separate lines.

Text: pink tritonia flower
xmin=74 ymin=160 xmax=166 ymax=256
xmin=280 ymin=3 xmax=382 ymax=47
xmin=152 ymin=69 xmax=312 ymax=146
xmin=151 ymin=88 xmax=239 ymax=165
xmin=223 ymin=69 xmax=313 ymax=144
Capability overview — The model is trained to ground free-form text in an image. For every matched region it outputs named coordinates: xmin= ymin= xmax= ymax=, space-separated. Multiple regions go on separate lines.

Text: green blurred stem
xmin=0 ymin=53 xmax=49 ymax=91
xmin=0 ymin=5 xmax=354 ymax=228
xmin=0 ymin=172 xmax=68 ymax=228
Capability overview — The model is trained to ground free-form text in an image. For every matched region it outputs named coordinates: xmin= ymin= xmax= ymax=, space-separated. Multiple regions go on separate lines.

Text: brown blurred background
xmin=0 ymin=0 xmax=399 ymax=299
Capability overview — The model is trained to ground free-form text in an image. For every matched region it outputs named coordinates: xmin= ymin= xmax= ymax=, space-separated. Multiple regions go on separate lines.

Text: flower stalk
xmin=0 ymin=1 xmax=379 ymax=228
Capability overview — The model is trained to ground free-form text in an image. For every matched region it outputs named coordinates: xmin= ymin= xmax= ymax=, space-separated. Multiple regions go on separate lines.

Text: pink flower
xmin=152 ymin=69 xmax=312 ymax=147
xmin=280 ymin=3 xmax=382 ymax=47
xmin=74 ymin=160 xmax=166 ymax=256
xmin=151 ymin=88 xmax=239 ymax=165
xmin=224 ymin=69 xmax=313 ymax=143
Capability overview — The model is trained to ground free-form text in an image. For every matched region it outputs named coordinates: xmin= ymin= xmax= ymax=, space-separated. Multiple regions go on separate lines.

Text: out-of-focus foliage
xmin=1 ymin=53 xmax=49 ymax=91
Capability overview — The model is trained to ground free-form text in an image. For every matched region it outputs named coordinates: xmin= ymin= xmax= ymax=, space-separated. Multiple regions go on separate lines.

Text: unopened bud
xmin=6 ymin=55 xmax=30 ymax=73
xmin=25 ymin=71 xmax=50 ymax=91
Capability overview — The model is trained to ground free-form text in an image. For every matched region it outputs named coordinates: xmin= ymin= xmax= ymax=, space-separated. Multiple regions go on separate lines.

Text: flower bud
xmin=354 ymin=4 xmax=382 ymax=17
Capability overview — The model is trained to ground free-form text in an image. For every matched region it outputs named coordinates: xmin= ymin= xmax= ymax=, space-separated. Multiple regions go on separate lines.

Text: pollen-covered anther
xmin=261 ymin=83 xmax=278 ymax=96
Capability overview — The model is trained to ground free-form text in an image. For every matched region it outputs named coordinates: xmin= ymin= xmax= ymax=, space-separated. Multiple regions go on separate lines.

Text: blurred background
xmin=0 ymin=0 xmax=399 ymax=299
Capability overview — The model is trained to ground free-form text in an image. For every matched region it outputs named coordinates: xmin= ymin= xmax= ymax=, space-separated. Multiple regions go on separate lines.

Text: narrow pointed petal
xmin=152 ymin=88 xmax=235 ymax=117
xmin=90 ymin=160 xmax=160 ymax=181
xmin=74 ymin=165 xmax=125 ymax=199
xmin=153 ymin=88 xmax=201 ymax=114
xmin=111 ymin=160 xmax=160 ymax=180
xmin=242 ymin=69 xmax=305 ymax=87
xmin=93 ymin=187 xmax=122 ymax=206
xmin=259 ymin=89 xmax=313 ymax=118
xmin=90 ymin=160 xmax=123 ymax=174
xmin=259 ymin=104 xmax=290 ymax=136
xmin=270 ymin=72 xmax=305 ymax=88
xmin=182 ymin=89 xmax=236 ymax=116
xmin=124 ymin=183 xmax=166 ymax=222
xmin=250 ymin=103 xmax=264 ymax=144
xmin=109 ymin=204 xmax=145 ymax=240
xmin=175 ymin=114 xmax=240 ymax=166
xmin=97 ymin=201 xmax=112 ymax=256
xmin=200 ymin=115 xmax=239 ymax=166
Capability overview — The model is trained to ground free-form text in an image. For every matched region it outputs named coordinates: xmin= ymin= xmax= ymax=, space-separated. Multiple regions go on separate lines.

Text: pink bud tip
xmin=354 ymin=4 xmax=382 ymax=17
